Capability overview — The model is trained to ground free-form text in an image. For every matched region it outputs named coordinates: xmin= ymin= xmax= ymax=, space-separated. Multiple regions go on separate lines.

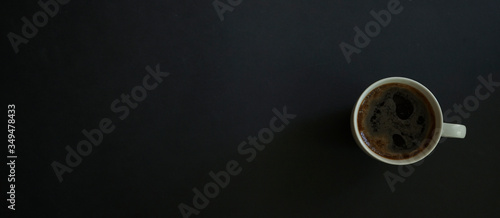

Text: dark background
xmin=3 ymin=0 xmax=500 ymax=217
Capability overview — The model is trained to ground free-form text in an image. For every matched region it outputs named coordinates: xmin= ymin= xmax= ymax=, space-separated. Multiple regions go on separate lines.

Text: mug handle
xmin=441 ymin=123 xmax=466 ymax=138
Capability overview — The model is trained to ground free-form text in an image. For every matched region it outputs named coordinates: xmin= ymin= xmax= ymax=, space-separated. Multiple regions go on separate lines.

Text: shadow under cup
xmin=351 ymin=77 xmax=444 ymax=165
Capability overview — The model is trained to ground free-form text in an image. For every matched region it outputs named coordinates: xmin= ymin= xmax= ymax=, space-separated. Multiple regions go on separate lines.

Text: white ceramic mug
xmin=351 ymin=77 xmax=466 ymax=165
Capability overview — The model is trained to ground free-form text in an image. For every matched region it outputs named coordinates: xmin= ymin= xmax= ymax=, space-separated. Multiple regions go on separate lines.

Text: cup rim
xmin=351 ymin=77 xmax=443 ymax=165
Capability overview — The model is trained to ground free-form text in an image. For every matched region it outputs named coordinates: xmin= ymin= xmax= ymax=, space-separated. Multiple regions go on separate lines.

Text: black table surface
xmin=4 ymin=0 xmax=500 ymax=217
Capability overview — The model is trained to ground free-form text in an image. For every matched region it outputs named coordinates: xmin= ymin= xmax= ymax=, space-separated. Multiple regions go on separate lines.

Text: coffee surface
xmin=357 ymin=83 xmax=435 ymax=160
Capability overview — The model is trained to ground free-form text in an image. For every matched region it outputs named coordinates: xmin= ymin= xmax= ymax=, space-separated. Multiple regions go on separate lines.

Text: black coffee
xmin=357 ymin=83 xmax=435 ymax=160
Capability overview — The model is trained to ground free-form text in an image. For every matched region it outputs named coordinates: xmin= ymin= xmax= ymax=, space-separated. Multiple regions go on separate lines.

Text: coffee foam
xmin=357 ymin=83 xmax=435 ymax=160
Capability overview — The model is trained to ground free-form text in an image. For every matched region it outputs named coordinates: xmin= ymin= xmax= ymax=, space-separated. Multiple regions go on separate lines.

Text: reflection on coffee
xmin=357 ymin=83 xmax=436 ymax=160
